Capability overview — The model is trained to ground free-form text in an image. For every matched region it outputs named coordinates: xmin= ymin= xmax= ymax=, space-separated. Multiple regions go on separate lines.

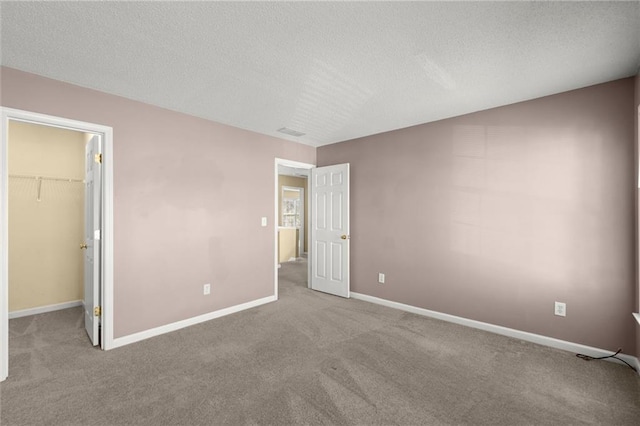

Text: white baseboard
xmin=351 ymin=292 xmax=639 ymax=375
xmin=8 ymin=300 xmax=83 ymax=319
xmin=110 ymin=295 xmax=277 ymax=349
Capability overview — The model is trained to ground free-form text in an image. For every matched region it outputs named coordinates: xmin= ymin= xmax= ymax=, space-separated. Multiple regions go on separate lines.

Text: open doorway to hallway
xmin=274 ymin=159 xmax=313 ymax=298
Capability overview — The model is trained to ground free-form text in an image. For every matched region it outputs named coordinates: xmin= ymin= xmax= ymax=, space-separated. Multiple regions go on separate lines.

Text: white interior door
xmin=83 ymin=135 xmax=101 ymax=346
xmin=310 ymin=163 xmax=350 ymax=298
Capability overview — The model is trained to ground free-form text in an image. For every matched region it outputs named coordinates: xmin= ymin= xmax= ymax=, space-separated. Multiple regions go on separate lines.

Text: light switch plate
xmin=261 ymin=217 xmax=267 ymax=227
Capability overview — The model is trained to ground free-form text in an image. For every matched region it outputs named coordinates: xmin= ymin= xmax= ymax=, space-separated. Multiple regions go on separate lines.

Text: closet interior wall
xmin=8 ymin=121 xmax=86 ymax=314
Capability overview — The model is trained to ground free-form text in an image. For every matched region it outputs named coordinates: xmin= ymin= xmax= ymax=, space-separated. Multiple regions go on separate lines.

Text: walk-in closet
xmin=8 ymin=121 xmax=86 ymax=318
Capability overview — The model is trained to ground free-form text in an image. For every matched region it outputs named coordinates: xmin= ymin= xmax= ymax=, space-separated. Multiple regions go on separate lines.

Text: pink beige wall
xmin=319 ymin=78 xmax=637 ymax=354
xmin=1 ymin=66 xmax=315 ymax=338
xmin=2 ymin=66 xmax=637 ymax=356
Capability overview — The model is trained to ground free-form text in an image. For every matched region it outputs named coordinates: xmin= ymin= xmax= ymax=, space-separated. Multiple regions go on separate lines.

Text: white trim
xmin=351 ymin=292 xmax=640 ymax=375
xmin=633 ymin=355 xmax=640 ymax=374
xmin=0 ymin=114 xmax=8 ymax=382
xmin=8 ymin=300 xmax=83 ymax=319
xmin=101 ymin=125 xmax=114 ymax=351
xmin=0 ymin=107 xmax=114 ymax=382
xmin=274 ymin=158 xmax=315 ymax=299
xmin=111 ymin=295 xmax=276 ymax=349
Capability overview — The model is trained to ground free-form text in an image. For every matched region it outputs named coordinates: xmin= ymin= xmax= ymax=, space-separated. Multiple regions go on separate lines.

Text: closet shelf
xmin=9 ymin=174 xmax=84 ymax=202
xmin=9 ymin=173 xmax=84 ymax=183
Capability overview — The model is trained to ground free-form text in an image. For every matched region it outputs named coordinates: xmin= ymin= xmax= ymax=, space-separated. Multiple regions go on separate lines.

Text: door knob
xmin=80 ymin=243 xmax=88 ymax=249
xmin=341 ymin=235 xmax=349 ymax=240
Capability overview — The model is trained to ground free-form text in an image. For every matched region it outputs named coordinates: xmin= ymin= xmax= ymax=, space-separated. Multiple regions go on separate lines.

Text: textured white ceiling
xmin=1 ymin=1 xmax=639 ymax=147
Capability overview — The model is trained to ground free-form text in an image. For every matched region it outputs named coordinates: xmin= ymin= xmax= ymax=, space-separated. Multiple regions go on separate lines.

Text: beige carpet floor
xmin=1 ymin=258 xmax=639 ymax=425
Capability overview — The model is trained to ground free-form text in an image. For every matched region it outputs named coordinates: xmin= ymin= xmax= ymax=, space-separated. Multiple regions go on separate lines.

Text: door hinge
xmin=94 ymin=306 xmax=101 ymax=317
xmin=94 ymin=153 xmax=102 ymax=164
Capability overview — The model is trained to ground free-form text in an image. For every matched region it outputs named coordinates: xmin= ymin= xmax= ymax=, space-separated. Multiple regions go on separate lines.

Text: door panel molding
xmin=310 ymin=163 xmax=350 ymax=298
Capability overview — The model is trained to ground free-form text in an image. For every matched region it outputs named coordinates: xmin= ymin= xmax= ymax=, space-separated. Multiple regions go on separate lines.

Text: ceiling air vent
xmin=277 ymin=127 xmax=306 ymax=137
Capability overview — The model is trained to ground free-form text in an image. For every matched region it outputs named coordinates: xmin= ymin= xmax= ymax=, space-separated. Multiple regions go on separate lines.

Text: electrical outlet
xmin=378 ymin=273 xmax=385 ymax=284
xmin=203 ymin=283 xmax=211 ymax=295
xmin=554 ymin=301 xmax=566 ymax=317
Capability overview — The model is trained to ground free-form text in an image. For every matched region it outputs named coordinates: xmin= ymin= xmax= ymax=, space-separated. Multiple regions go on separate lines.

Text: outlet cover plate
xmin=554 ymin=301 xmax=566 ymax=317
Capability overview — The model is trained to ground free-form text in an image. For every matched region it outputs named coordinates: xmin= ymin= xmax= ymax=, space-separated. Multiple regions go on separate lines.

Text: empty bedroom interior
xmin=1 ymin=1 xmax=640 ymax=424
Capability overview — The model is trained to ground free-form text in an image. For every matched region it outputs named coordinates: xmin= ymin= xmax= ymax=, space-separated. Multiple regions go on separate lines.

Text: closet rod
xmin=8 ymin=174 xmax=84 ymax=183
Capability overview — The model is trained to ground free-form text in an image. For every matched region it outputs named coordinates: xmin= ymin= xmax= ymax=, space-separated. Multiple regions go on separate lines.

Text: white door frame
xmin=0 ymin=107 xmax=115 ymax=382
xmin=274 ymin=158 xmax=314 ymax=299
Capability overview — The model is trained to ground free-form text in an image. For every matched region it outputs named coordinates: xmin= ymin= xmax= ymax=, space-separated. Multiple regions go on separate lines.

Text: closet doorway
xmin=1 ymin=108 xmax=114 ymax=382
xmin=8 ymin=121 xmax=88 ymax=320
